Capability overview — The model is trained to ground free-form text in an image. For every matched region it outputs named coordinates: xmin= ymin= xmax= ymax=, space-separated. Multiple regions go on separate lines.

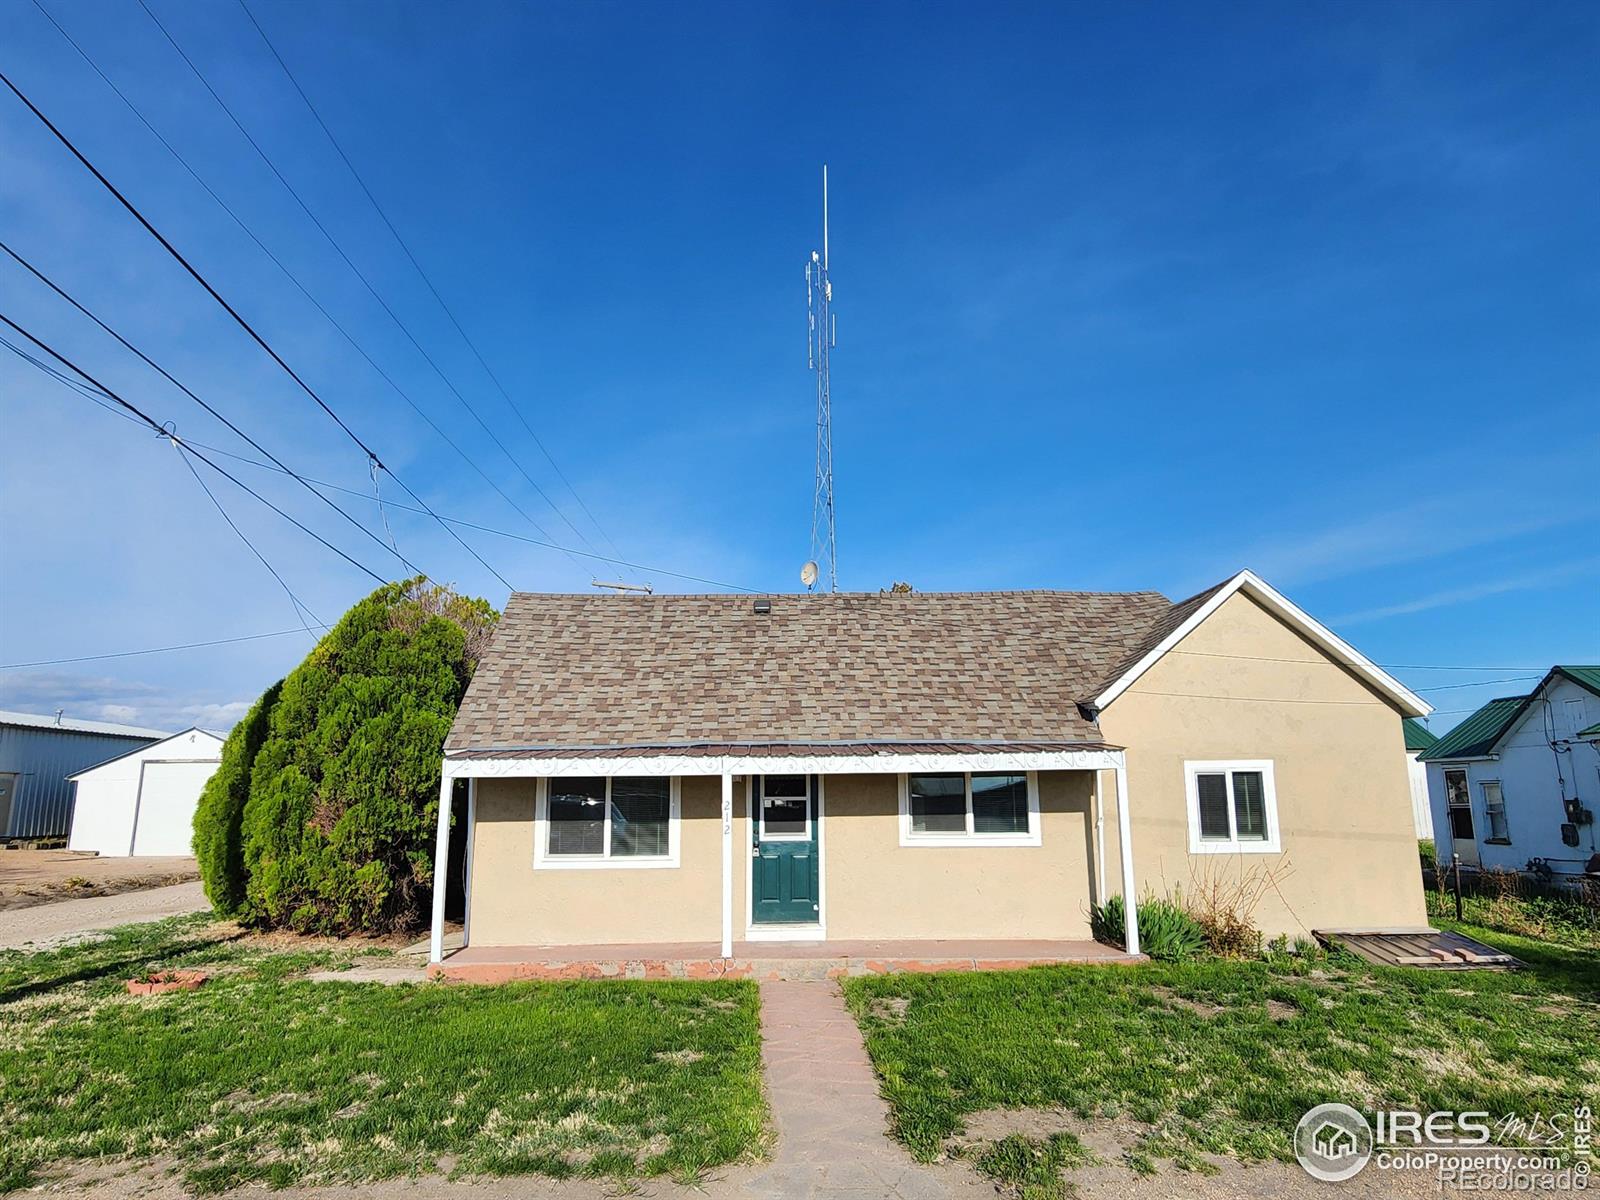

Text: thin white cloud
xmin=1330 ymin=559 xmax=1600 ymax=626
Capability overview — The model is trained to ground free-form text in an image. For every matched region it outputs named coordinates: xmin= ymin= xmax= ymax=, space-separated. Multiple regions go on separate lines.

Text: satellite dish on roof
xmin=800 ymin=560 xmax=819 ymax=590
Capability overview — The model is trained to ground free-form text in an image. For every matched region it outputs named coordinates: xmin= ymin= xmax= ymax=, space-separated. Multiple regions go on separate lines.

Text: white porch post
xmin=429 ymin=771 xmax=453 ymax=964
xmin=462 ymin=778 xmax=477 ymax=949
xmin=720 ymin=771 xmax=734 ymax=959
xmin=1113 ymin=758 xmax=1140 ymax=957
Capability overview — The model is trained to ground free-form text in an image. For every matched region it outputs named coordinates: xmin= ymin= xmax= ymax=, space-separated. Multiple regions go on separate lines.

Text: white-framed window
xmin=897 ymin=771 xmax=1041 ymax=847
xmin=1184 ymin=760 xmax=1281 ymax=854
xmin=1481 ymin=780 xmax=1510 ymax=842
xmin=758 ymin=774 xmax=812 ymax=841
xmin=533 ymin=776 xmax=681 ymax=870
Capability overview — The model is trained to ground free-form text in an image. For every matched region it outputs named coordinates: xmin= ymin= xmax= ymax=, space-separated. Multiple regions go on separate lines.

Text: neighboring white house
xmin=67 ymin=728 xmax=225 ymax=857
xmin=1422 ymin=667 xmax=1600 ymax=879
xmin=1403 ymin=717 xmax=1437 ymax=839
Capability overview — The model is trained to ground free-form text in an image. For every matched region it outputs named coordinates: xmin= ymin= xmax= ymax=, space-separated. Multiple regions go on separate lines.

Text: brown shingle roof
xmin=1086 ymin=577 xmax=1234 ymax=702
xmin=447 ymin=590 xmax=1176 ymax=751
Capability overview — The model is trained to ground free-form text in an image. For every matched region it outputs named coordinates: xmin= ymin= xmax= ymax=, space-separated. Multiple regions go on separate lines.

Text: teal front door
xmin=752 ymin=774 xmax=819 ymax=924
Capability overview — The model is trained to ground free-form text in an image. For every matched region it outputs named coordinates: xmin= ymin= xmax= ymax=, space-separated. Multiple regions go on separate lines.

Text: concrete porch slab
xmin=428 ymin=937 xmax=1142 ymax=982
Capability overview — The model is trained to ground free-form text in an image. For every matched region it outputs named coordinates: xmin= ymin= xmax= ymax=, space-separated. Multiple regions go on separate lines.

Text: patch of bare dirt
xmin=950 ymin=1107 xmax=1151 ymax=1162
xmin=868 ymin=996 xmax=911 ymax=1024
xmin=0 ymin=850 xmax=199 ymax=911
xmin=212 ymin=920 xmax=459 ymax=955
xmin=1150 ymin=985 xmax=1224 ymax=1017
xmin=29 ymin=1139 xmax=1452 ymax=1200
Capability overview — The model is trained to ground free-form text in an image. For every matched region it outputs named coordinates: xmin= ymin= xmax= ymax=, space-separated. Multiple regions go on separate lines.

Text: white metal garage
xmin=67 ymin=728 xmax=225 ymax=857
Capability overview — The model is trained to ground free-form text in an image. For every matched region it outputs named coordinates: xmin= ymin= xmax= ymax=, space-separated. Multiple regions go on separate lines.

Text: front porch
xmin=429 ymin=936 xmax=1143 ymax=982
xmin=429 ymin=743 xmax=1145 ymax=966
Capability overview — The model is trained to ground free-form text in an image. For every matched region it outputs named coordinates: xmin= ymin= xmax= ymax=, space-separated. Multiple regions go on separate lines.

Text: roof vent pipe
xmin=54 ymin=708 xmax=63 ymax=726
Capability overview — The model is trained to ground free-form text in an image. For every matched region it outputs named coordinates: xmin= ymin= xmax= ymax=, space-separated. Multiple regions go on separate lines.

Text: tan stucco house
xmin=428 ymin=570 xmax=1431 ymax=973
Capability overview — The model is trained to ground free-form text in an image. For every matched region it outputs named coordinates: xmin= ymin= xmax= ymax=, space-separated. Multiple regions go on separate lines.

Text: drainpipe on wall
xmin=1091 ymin=772 xmax=1106 ymax=903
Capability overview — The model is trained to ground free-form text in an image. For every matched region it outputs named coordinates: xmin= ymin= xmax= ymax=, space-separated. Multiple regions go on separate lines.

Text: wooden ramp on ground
xmin=1314 ymin=928 xmax=1522 ymax=970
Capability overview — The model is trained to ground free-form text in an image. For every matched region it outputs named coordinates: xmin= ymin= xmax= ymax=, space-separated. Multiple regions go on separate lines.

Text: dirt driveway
xmin=0 ymin=849 xmax=198 ymax=911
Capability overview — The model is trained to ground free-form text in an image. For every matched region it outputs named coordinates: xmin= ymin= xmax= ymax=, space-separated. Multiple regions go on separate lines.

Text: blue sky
xmin=1 ymin=0 xmax=1595 ymax=733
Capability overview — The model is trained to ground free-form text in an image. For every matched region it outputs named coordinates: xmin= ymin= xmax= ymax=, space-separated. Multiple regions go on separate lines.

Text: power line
xmin=1413 ymin=675 xmax=1543 ymax=693
xmin=1168 ymin=649 xmax=1548 ymax=673
xmin=4 ymin=338 xmax=759 ymax=594
xmin=0 ymin=312 xmax=391 ymax=587
xmin=0 ymin=239 xmax=426 ymax=580
xmin=27 ymin=0 xmax=583 ymax=574
xmin=1 ymin=627 xmax=328 ymax=670
xmin=235 ymin=0 xmax=631 ymax=572
xmin=132 ymin=0 xmax=597 ymax=575
xmin=167 ymin=436 xmax=762 ymax=593
xmin=173 ymin=442 xmax=322 ymax=633
xmin=0 ymin=68 xmax=513 ymax=591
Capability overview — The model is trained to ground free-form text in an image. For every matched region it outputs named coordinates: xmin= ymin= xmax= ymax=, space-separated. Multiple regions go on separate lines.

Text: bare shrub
xmin=1183 ymin=858 xmax=1295 ymax=957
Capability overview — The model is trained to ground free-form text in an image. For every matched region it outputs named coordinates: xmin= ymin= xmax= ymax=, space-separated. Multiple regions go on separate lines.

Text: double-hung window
xmin=537 ymin=776 xmax=679 ymax=868
xmin=899 ymin=772 xmax=1040 ymax=846
xmin=1481 ymin=780 xmax=1510 ymax=843
xmin=1185 ymin=760 xmax=1280 ymax=853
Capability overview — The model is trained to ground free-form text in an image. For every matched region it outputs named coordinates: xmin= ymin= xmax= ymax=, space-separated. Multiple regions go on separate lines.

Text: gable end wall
xmin=1097 ymin=591 xmax=1426 ymax=937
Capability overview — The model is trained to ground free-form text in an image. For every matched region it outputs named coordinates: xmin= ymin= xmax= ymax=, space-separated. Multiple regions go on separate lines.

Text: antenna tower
xmin=806 ymin=166 xmax=838 ymax=592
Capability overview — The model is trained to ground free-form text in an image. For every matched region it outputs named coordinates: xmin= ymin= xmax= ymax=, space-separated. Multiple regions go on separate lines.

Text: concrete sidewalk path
xmin=744 ymin=980 xmax=988 ymax=1199
xmin=0 ymin=881 xmax=209 ymax=951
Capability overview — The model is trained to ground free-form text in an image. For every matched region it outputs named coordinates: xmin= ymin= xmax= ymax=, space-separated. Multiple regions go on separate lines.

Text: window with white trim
xmin=536 ymin=776 xmax=680 ymax=868
xmin=1481 ymin=780 xmax=1510 ymax=842
xmin=1184 ymin=760 xmax=1281 ymax=853
xmin=898 ymin=772 xmax=1041 ymax=846
xmin=759 ymin=774 xmax=811 ymax=839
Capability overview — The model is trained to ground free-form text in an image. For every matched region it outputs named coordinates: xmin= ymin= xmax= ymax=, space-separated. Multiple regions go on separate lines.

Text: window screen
xmin=971 ymin=773 xmax=1028 ymax=834
xmin=908 ymin=773 xmax=967 ymax=833
xmin=1231 ymin=771 xmax=1267 ymax=841
xmin=610 ymin=777 xmax=670 ymax=856
xmin=548 ymin=777 xmax=606 ymax=855
xmin=1483 ymin=781 xmax=1508 ymax=842
xmin=1196 ymin=773 xmax=1231 ymax=840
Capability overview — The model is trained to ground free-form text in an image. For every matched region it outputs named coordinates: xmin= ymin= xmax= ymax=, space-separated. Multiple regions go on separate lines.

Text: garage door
xmin=131 ymin=761 xmax=216 ymax=856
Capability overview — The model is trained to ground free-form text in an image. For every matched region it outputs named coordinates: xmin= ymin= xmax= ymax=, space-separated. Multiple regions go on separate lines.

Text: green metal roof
xmin=1418 ymin=696 xmax=1526 ymax=761
xmin=1402 ymin=718 xmax=1438 ymax=752
xmin=1418 ymin=666 xmax=1600 ymax=761
xmin=1560 ymin=666 xmax=1600 ymax=694
xmin=1578 ymin=722 xmax=1600 ymax=740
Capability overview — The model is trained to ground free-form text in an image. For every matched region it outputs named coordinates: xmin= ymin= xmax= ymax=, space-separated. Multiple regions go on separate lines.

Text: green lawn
xmin=0 ymin=916 xmax=767 ymax=1193
xmin=843 ymin=926 xmax=1600 ymax=1191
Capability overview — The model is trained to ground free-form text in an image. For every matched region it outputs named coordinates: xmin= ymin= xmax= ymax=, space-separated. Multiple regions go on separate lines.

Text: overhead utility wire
xmin=3 ymin=341 xmax=756 ymax=594
xmin=166 ymin=438 xmax=762 ymax=592
xmin=0 ymin=313 xmax=390 ymax=587
xmin=0 ymin=69 xmax=512 ymax=591
xmin=235 ymin=0 xmax=631 ymax=572
xmin=174 ymin=442 xmax=322 ymax=633
xmin=1168 ymin=649 xmax=1547 ymax=673
xmin=0 ymin=240 xmax=425 ymax=579
xmin=132 ymin=0 xmax=595 ymax=575
xmin=29 ymin=0 xmax=581 ymax=575
xmin=1 ymin=627 xmax=328 ymax=670
xmin=0 ymin=333 xmax=128 ymax=411
xmin=2 ymin=332 xmax=319 ymax=636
